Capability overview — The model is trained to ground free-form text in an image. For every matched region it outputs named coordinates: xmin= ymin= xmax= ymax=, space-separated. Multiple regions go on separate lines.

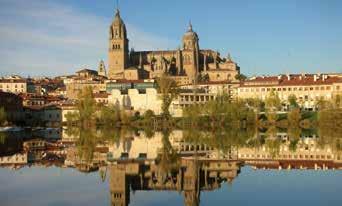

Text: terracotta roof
xmin=0 ymin=79 xmax=26 ymax=83
xmin=240 ymin=74 xmax=342 ymax=87
xmin=76 ymin=69 xmax=98 ymax=74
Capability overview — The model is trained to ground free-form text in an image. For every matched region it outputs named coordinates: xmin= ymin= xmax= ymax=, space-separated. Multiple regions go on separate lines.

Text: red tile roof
xmin=240 ymin=74 xmax=342 ymax=87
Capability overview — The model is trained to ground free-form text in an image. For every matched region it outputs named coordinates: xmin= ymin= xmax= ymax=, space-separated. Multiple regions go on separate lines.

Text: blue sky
xmin=0 ymin=0 xmax=341 ymax=77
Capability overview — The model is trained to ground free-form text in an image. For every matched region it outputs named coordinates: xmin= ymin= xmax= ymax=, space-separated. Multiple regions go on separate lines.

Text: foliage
xmin=0 ymin=132 xmax=6 ymax=144
xmin=235 ymin=73 xmax=247 ymax=81
xmin=288 ymin=94 xmax=299 ymax=109
xmin=157 ymin=129 xmax=180 ymax=174
xmin=265 ymin=90 xmax=281 ymax=112
xmin=182 ymin=96 xmax=256 ymax=127
xmin=77 ymin=86 xmax=96 ymax=125
xmin=120 ymin=110 xmax=131 ymax=125
xmin=98 ymin=104 xmax=120 ymax=126
xmin=287 ymin=108 xmax=301 ymax=127
xmin=315 ymin=97 xmax=332 ymax=111
xmin=333 ymin=94 xmax=341 ymax=108
xmin=65 ymin=111 xmax=80 ymax=125
xmin=143 ymin=110 xmax=155 ymax=122
xmin=156 ymin=74 xmax=179 ymax=119
xmin=0 ymin=107 xmax=6 ymax=126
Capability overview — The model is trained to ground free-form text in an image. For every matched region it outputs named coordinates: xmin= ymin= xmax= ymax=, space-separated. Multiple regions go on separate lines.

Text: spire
xmin=115 ymin=8 xmax=120 ymax=18
xmin=188 ymin=20 xmax=193 ymax=32
xmin=227 ymin=53 xmax=233 ymax=62
xmin=114 ymin=0 xmax=121 ymax=19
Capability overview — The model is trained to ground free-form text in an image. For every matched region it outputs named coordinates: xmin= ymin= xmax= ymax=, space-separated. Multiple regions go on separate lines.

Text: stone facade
xmin=107 ymin=9 xmax=240 ymax=84
xmin=0 ymin=78 xmax=27 ymax=94
xmin=238 ymin=74 xmax=342 ymax=110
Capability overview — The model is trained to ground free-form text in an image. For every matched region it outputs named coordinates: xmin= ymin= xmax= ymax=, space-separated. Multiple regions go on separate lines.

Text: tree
xmin=333 ymin=94 xmax=341 ymax=108
xmin=235 ymin=73 xmax=247 ymax=81
xmin=0 ymin=107 xmax=6 ymax=126
xmin=65 ymin=111 xmax=80 ymax=125
xmin=315 ymin=97 xmax=331 ymax=111
xmin=77 ymin=86 xmax=96 ymax=125
xmin=287 ymin=108 xmax=301 ymax=127
xmin=156 ymin=74 xmax=179 ymax=119
xmin=143 ymin=109 xmax=155 ymax=124
xmin=98 ymin=104 xmax=120 ymax=126
xmin=288 ymin=94 xmax=299 ymax=109
xmin=265 ymin=90 xmax=281 ymax=112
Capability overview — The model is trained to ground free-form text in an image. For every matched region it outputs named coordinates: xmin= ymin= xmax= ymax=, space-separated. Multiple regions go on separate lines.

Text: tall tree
xmin=156 ymin=74 xmax=179 ymax=119
xmin=77 ymin=86 xmax=96 ymax=125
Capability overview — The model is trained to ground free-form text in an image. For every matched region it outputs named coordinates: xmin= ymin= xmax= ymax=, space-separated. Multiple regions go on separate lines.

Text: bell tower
xmin=108 ymin=9 xmax=129 ymax=79
xmin=182 ymin=22 xmax=200 ymax=82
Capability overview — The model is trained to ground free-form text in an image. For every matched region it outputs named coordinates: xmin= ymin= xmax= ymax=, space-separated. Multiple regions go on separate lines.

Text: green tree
xmin=288 ymin=94 xmax=299 ymax=109
xmin=98 ymin=104 xmax=120 ymax=126
xmin=333 ymin=94 xmax=341 ymax=108
xmin=156 ymin=74 xmax=179 ymax=119
xmin=77 ymin=86 xmax=96 ymax=125
xmin=143 ymin=109 xmax=155 ymax=124
xmin=235 ymin=73 xmax=247 ymax=81
xmin=315 ymin=97 xmax=332 ymax=111
xmin=287 ymin=108 xmax=301 ymax=127
xmin=265 ymin=90 xmax=281 ymax=112
xmin=0 ymin=107 xmax=6 ymax=126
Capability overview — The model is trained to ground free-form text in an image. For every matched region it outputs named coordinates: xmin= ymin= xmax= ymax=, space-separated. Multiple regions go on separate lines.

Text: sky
xmin=0 ymin=0 xmax=341 ymax=77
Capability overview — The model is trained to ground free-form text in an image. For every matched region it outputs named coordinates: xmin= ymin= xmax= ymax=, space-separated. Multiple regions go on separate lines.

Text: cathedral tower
xmin=108 ymin=9 xmax=129 ymax=79
xmin=182 ymin=22 xmax=200 ymax=82
xmin=98 ymin=60 xmax=107 ymax=77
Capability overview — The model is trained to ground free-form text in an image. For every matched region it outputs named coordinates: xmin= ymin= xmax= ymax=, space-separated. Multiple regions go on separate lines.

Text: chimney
xmin=314 ymin=74 xmax=317 ymax=82
xmin=322 ymin=74 xmax=328 ymax=82
xmin=287 ymin=74 xmax=291 ymax=81
xmin=277 ymin=75 xmax=282 ymax=80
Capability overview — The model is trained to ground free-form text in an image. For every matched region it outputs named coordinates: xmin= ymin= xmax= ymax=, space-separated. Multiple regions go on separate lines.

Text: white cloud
xmin=0 ymin=0 xmax=177 ymax=77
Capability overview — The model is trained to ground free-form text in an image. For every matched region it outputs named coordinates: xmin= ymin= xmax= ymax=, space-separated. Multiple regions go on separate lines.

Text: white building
xmin=0 ymin=78 xmax=27 ymax=94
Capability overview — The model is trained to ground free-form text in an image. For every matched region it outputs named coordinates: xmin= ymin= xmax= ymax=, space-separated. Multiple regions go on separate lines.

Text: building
xmin=108 ymin=88 xmax=167 ymax=115
xmin=65 ymin=79 xmax=106 ymax=100
xmin=98 ymin=60 xmax=107 ymax=77
xmin=238 ymin=73 xmax=342 ymax=110
xmin=76 ymin=69 xmax=99 ymax=79
xmin=0 ymin=77 xmax=27 ymax=94
xmin=105 ymin=79 xmax=156 ymax=94
xmin=107 ymin=9 xmax=240 ymax=83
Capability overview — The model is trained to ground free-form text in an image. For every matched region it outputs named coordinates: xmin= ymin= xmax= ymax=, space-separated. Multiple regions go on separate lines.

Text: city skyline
xmin=0 ymin=0 xmax=342 ymax=77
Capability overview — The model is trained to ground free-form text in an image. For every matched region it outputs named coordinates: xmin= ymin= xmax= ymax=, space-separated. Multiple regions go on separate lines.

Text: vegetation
xmin=0 ymin=107 xmax=6 ymax=126
xmin=182 ymin=95 xmax=256 ymax=128
xmin=287 ymin=108 xmax=301 ymax=127
xmin=156 ymin=74 xmax=179 ymax=119
xmin=235 ymin=73 xmax=247 ymax=81
xmin=77 ymin=86 xmax=96 ymax=126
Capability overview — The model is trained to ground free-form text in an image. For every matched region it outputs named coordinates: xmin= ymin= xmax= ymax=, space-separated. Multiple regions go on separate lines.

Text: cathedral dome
xmin=112 ymin=9 xmax=125 ymax=26
xmin=183 ymin=22 xmax=198 ymax=39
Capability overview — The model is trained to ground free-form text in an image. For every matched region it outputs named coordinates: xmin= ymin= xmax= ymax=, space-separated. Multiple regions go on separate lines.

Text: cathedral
xmin=107 ymin=9 xmax=240 ymax=84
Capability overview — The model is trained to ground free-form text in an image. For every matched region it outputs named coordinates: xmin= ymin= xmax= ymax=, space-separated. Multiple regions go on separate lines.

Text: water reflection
xmin=0 ymin=126 xmax=341 ymax=206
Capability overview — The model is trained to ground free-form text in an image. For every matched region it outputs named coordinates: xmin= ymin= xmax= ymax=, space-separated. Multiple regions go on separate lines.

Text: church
xmin=106 ymin=8 xmax=240 ymax=85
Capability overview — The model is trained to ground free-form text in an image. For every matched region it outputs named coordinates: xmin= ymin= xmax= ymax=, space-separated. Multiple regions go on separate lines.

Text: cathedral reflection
xmin=0 ymin=127 xmax=342 ymax=206
xmin=109 ymin=158 xmax=241 ymax=206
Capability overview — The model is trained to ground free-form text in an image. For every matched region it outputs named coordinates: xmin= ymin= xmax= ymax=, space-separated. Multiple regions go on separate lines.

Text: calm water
xmin=1 ymin=127 xmax=342 ymax=206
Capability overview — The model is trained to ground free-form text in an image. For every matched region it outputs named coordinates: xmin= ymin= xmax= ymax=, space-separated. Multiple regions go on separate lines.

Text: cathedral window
xmin=114 ymin=29 xmax=119 ymax=38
